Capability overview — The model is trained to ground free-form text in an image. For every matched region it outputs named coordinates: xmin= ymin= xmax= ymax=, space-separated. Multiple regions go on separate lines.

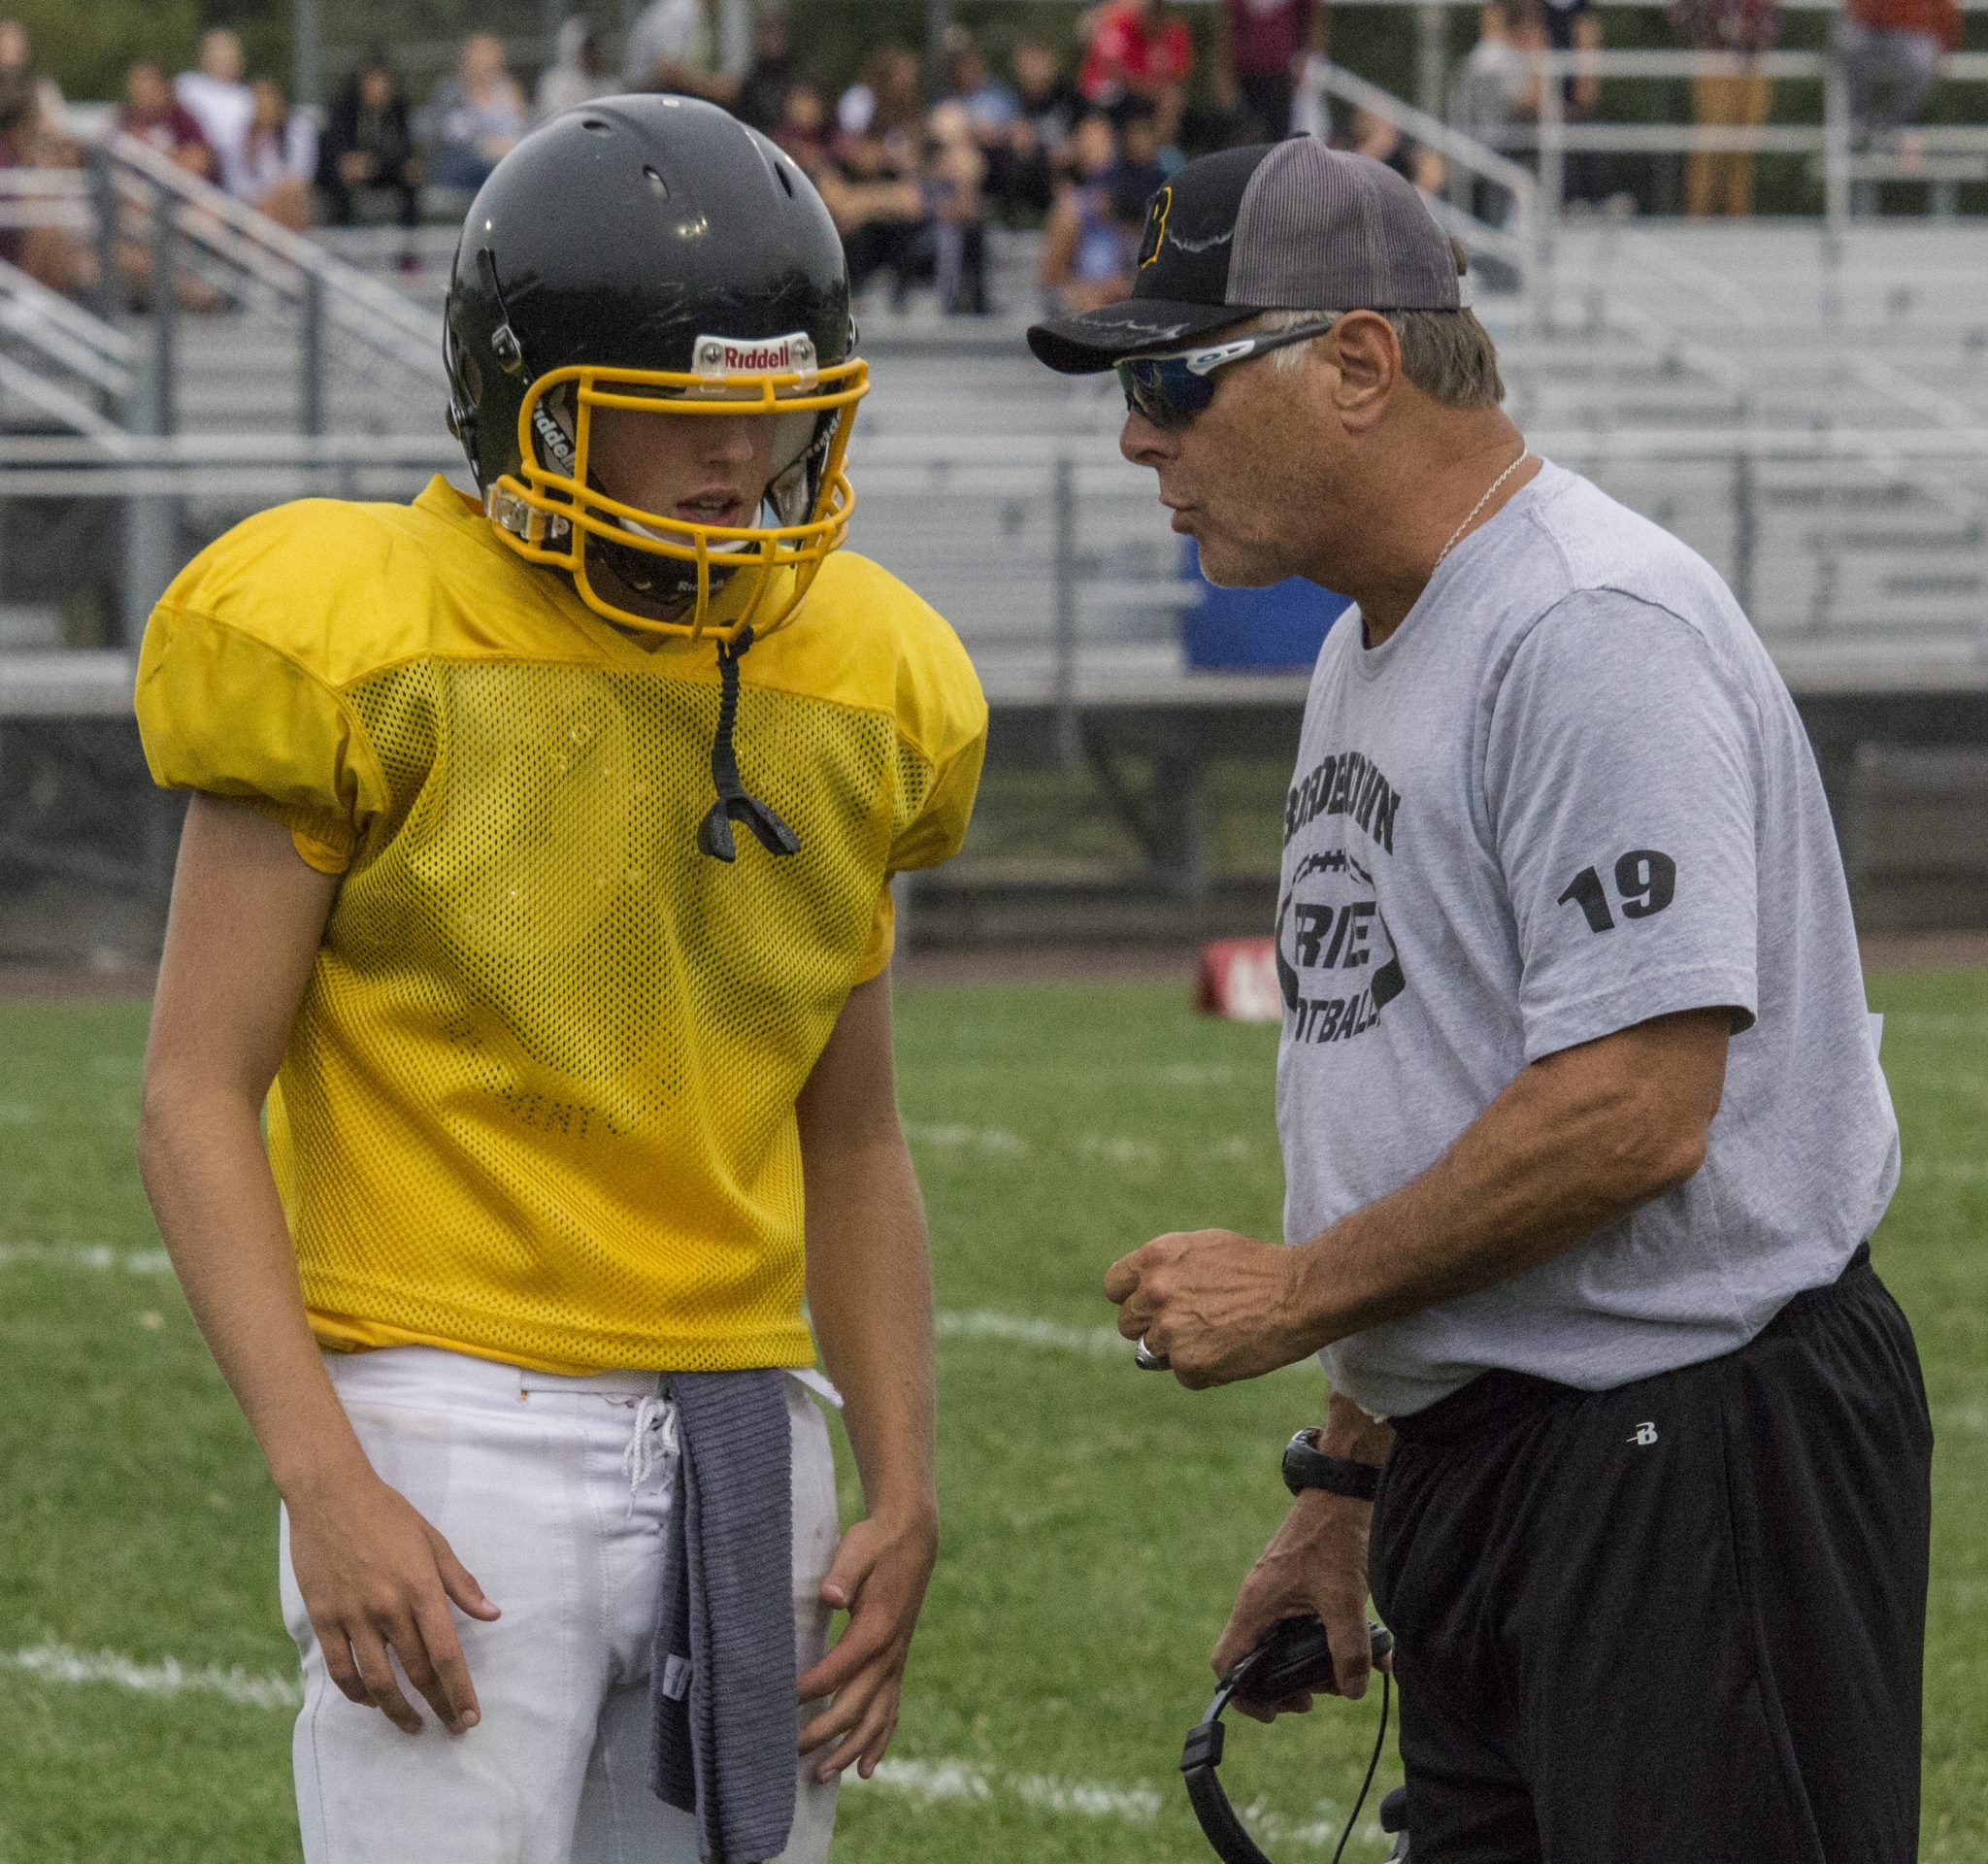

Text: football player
xmin=134 ymin=96 xmax=986 ymax=1863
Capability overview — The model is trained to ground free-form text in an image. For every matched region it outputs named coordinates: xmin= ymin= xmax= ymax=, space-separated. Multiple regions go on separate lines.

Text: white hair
xmin=1250 ymin=308 xmax=1505 ymax=409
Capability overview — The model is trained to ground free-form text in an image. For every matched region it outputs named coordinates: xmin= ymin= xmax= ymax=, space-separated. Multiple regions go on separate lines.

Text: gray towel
xmin=650 ymin=1368 xmax=797 ymax=1864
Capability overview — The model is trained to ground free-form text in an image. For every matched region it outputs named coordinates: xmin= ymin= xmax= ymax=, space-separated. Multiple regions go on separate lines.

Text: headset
xmin=1180 ymin=1616 xmax=1408 ymax=1863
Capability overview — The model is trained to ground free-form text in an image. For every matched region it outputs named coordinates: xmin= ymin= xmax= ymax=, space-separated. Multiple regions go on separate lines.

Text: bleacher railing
xmin=1519 ymin=48 xmax=1988 ymax=242
xmin=1303 ymin=46 xmax=1988 ymax=318
xmin=5 ymin=420 xmax=1983 ymax=696
xmin=0 ymin=133 xmax=438 ymax=434
xmin=1309 ymin=61 xmax=1542 ymax=321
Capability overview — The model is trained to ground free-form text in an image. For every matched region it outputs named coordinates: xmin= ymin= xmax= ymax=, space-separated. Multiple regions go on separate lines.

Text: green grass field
xmin=1 ymin=972 xmax=1983 ymax=1862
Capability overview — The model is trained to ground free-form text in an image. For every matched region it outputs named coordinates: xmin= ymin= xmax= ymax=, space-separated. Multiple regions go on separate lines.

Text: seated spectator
xmin=237 ymin=78 xmax=315 ymax=231
xmin=1214 ymin=0 xmax=1325 ymax=142
xmin=1669 ymin=0 xmax=1782 ymax=216
xmin=536 ymin=17 xmax=613 ymax=120
xmin=116 ymin=62 xmax=223 ymax=308
xmin=432 ymin=33 xmax=527 ymax=192
xmin=317 ymin=54 xmax=419 ymax=230
xmin=0 ymin=24 xmax=87 ymax=295
xmin=735 ymin=11 xmax=797 ymax=133
xmin=815 ymin=106 xmax=924 ymax=309
xmin=622 ymin=0 xmax=735 ymax=104
xmin=1014 ymin=34 xmax=1083 ymax=149
xmin=175 ymin=27 xmax=252 ymax=198
xmin=1456 ymin=0 xmax=1546 ymax=153
xmin=1078 ymin=0 xmax=1194 ymax=146
xmin=997 ymin=35 xmax=1083 ymax=221
xmin=0 ymin=18 xmax=73 ymax=154
xmin=838 ymin=43 xmax=925 ymax=168
xmin=921 ymin=98 xmax=988 ymax=315
xmin=944 ymin=28 xmax=1019 ymax=142
xmin=1333 ymin=104 xmax=1444 ymax=194
xmin=773 ymin=81 xmax=835 ymax=173
xmin=1115 ymin=99 xmax=1173 ymax=196
xmin=1834 ymin=0 xmax=1960 ymax=146
xmin=119 ymin=61 xmax=215 ymax=180
xmin=1542 ymin=0 xmax=1607 ymax=204
xmin=1041 ymin=111 xmax=1143 ymax=316
xmin=941 ymin=27 xmax=1020 ymax=223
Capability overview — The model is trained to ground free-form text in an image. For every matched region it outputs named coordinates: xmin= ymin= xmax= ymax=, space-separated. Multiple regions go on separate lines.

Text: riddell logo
xmin=693 ymin=331 xmax=816 ymax=377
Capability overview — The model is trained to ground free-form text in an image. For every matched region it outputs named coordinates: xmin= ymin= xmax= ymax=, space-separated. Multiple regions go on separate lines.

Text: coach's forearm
xmin=803 ymin=1123 xmax=938 ymax=1530
xmin=1291 ymin=1011 xmax=1727 ymax=1348
xmin=137 ymin=1082 xmax=369 ymax=1501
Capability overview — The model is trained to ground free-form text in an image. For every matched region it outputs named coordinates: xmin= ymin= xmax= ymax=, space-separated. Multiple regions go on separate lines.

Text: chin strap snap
xmin=697 ymin=626 xmax=800 ymax=863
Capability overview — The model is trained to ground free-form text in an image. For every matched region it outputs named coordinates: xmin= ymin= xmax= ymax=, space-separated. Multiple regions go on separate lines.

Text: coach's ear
xmin=1323 ymin=311 xmax=1401 ymax=436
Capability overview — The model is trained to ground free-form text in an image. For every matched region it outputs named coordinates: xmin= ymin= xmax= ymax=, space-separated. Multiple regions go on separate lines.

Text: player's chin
xmin=1194 ymin=537 xmax=1285 ymax=590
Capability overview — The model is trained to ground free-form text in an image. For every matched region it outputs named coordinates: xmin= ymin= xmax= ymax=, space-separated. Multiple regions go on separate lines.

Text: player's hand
xmin=1211 ymin=1490 xmax=1382 ymax=1722
xmin=796 ymin=1508 xmax=938 ymax=1782
xmin=284 ymin=1468 xmax=501 ymax=1737
xmin=1105 ymin=1228 xmax=1319 ymax=1388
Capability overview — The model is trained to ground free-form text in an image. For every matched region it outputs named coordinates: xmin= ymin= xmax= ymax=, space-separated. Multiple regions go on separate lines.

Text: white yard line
xmin=905 ymin=1125 xmax=1271 ymax=1170
xmin=0 ymin=1247 xmax=1246 ymax=1371
xmin=933 ymin=1309 xmax=1132 ymax=1357
xmin=860 ymin=1756 xmax=1161 ymax=1821
xmin=1935 ymin=1400 xmax=1987 ymax=1434
xmin=0 ymin=1642 xmax=302 ymax=1711
xmin=1883 ymin=1010 xmax=1988 ymax=1038
xmin=1900 ymin=1157 xmax=1988 ymax=1187
xmin=0 ymin=1241 xmax=173 ymax=1274
xmin=903 ymin=1122 xmax=1031 ymax=1156
xmin=859 ymin=1756 xmax=1374 ymax=1852
xmin=0 ymin=1246 xmax=1311 ymax=1375
xmin=934 ymin=1308 xmax=1317 ymax=1381
xmin=0 ymin=1644 xmax=1369 ymax=1850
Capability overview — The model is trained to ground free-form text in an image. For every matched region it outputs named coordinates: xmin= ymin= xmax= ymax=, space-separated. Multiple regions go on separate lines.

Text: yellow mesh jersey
xmin=136 ymin=476 xmax=986 ymax=1373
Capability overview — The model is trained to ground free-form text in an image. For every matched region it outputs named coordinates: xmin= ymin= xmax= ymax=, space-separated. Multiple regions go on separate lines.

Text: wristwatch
xmin=1281 ymin=1427 xmax=1383 ymax=1501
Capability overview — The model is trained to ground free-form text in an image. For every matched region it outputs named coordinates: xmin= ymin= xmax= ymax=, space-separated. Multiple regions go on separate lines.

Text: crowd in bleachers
xmin=0 ymin=2 xmax=1393 ymax=318
xmin=0 ymin=0 xmax=1976 ymax=320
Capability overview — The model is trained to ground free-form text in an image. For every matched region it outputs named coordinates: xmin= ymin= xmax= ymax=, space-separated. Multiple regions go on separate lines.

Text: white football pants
xmin=280 ymin=1346 xmax=842 ymax=1864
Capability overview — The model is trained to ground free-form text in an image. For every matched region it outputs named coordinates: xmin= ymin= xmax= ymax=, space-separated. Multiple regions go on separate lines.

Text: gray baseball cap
xmin=1027 ymin=137 xmax=1462 ymax=376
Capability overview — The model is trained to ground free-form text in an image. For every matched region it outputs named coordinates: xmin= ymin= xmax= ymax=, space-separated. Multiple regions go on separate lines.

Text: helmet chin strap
xmin=529 ymin=389 xmax=807 ymax=862
xmin=698 ymin=625 xmax=800 ymax=862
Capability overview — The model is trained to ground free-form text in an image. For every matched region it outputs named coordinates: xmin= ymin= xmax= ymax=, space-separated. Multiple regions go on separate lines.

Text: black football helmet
xmin=444 ymin=94 xmax=867 ymax=647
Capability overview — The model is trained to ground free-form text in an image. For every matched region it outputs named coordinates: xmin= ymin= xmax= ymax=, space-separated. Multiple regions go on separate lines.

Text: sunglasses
xmin=1114 ymin=316 xmax=1342 ymax=428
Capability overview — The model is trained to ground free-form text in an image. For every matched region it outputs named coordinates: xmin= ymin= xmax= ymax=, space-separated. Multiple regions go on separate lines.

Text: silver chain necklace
xmin=1432 ymin=447 xmax=1532 ymax=575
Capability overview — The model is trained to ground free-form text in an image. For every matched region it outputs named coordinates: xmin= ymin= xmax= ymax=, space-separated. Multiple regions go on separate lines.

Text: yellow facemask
xmin=485 ymin=344 xmax=869 ymax=645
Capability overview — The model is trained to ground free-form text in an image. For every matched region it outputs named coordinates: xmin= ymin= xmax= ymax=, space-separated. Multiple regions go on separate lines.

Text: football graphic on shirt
xmin=1275 ymin=847 xmax=1405 ymax=1045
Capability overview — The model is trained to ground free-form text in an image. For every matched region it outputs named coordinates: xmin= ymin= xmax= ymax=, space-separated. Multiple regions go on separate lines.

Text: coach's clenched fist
xmin=1104 ymin=1229 xmax=1323 ymax=1388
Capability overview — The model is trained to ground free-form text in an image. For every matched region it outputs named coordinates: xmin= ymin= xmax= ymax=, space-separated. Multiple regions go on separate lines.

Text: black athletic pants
xmin=1369 ymin=1246 xmax=1932 ymax=1864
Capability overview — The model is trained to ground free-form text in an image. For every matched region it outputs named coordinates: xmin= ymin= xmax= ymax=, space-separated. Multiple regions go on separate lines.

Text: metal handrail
xmin=3 ymin=425 xmax=1987 ymax=474
xmin=0 ymin=353 xmax=126 ymax=440
xmin=1304 ymin=61 xmax=1543 ymax=317
xmin=1531 ymin=48 xmax=1988 ymax=79
xmin=101 ymin=131 xmax=439 ymax=375
xmin=1316 ymin=62 xmax=1539 ymax=199
xmin=0 ymin=256 xmax=134 ymax=397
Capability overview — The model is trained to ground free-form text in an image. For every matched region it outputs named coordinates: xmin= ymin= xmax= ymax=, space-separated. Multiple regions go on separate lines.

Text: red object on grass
xmin=1195 ymin=938 xmax=1283 ymax=1022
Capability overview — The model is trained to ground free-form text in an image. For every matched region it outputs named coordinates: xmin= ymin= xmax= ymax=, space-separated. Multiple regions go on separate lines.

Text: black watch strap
xmin=1281 ymin=1427 xmax=1382 ymax=1501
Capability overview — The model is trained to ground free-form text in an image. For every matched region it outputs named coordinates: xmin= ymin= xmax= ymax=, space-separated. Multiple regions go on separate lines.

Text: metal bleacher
xmin=5 ymin=95 xmax=1988 ymax=955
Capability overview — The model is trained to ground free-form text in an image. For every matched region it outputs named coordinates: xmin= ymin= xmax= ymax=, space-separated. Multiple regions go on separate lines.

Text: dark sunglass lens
xmin=1115 ymin=360 xmax=1165 ymax=423
xmin=1116 ymin=357 xmax=1200 ymax=427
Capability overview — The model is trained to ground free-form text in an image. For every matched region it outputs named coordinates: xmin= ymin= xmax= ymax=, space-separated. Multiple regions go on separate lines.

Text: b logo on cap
xmin=1137 ymin=186 xmax=1172 ymax=270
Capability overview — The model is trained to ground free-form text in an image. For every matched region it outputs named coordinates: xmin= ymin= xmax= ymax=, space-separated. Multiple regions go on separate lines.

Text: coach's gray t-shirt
xmin=1276 ymin=459 xmax=1898 ymax=1420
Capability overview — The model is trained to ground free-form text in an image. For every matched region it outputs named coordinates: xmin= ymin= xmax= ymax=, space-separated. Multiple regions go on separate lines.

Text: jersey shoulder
xmin=794 ymin=549 xmax=987 ymax=763
xmin=151 ymin=479 xmax=575 ymax=690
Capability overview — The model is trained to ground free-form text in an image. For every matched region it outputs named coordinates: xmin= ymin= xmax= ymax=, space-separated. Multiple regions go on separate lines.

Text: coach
xmin=1029 ymin=141 xmax=1932 ymax=1863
